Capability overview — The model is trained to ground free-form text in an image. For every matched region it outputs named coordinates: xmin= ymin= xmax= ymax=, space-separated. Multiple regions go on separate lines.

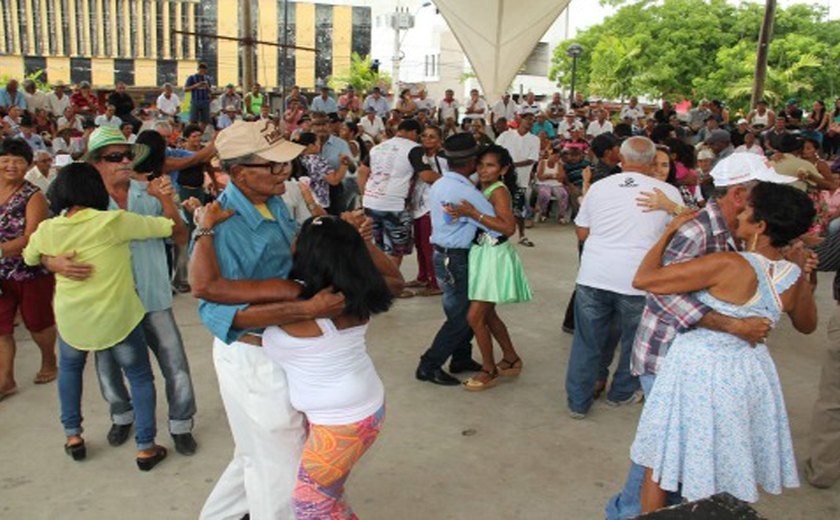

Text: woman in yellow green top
xmin=243 ymin=83 xmax=265 ymax=116
xmin=23 ymin=162 xmax=174 ymax=471
xmin=444 ymin=145 xmax=532 ymax=391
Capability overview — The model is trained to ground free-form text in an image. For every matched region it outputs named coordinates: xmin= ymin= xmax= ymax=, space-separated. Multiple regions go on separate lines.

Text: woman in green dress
xmin=445 ymin=145 xmax=533 ymax=391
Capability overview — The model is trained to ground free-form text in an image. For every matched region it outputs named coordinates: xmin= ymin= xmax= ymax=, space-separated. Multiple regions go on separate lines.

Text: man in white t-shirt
xmin=492 ymin=93 xmax=519 ymax=125
xmin=586 ymin=109 xmax=614 ymax=138
xmin=156 ymin=83 xmax=181 ymax=119
xmin=438 ymin=89 xmax=459 ymax=126
xmin=558 ymin=112 xmax=584 ymax=139
xmin=414 ymin=89 xmax=436 ymax=120
xmin=46 ymin=81 xmax=71 ymax=117
xmin=518 ymin=92 xmax=542 ymax=117
xmin=565 ymin=136 xmax=682 ymax=419
xmin=363 ymin=119 xmax=423 ymax=266
xmin=359 ymin=106 xmax=386 ymax=141
xmin=462 ymin=89 xmax=487 ymax=122
xmin=620 ymin=96 xmax=645 ymax=125
xmin=496 ymin=112 xmax=540 ymax=247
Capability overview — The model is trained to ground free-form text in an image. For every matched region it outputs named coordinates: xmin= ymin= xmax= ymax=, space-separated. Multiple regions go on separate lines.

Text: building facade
xmin=0 ymin=0 xmax=371 ymax=90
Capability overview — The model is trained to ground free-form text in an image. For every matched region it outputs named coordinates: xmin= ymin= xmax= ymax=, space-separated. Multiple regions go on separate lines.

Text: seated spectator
xmin=94 ymin=105 xmax=123 ymax=129
xmin=70 ymin=81 xmax=98 ymax=119
xmin=25 ymin=150 xmax=56 ymax=192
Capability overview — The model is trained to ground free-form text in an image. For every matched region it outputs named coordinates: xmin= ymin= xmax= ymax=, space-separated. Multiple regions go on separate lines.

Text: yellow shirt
xmin=254 ymin=203 xmax=275 ymax=220
xmin=771 ymin=154 xmax=821 ymax=192
xmin=23 ymin=209 xmax=174 ymax=350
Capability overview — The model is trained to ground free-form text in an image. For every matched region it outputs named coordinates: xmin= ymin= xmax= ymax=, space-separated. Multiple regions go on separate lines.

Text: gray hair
xmin=220 ymin=154 xmax=259 ymax=172
xmin=619 ymin=136 xmax=657 ymax=166
xmin=34 ymin=150 xmax=52 ymax=161
xmin=153 ymin=120 xmax=172 ymax=133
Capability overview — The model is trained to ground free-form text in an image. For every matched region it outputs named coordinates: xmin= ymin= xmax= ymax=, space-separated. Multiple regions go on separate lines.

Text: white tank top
xmin=538 ymin=161 xmax=563 ymax=187
xmin=263 ymin=319 xmax=384 ymax=425
xmin=752 ymin=111 xmax=770 ymax=127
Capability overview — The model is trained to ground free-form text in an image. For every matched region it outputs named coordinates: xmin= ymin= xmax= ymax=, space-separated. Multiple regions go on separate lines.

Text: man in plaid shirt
xmin=607 ymin=153 xmax=794 ymax=520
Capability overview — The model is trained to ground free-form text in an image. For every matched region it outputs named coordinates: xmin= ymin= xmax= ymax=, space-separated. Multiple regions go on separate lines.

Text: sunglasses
xmin=100 ymin=151 xmax=136 ymax=163
xmin=239 ymin=162 xmax=287 ymax=175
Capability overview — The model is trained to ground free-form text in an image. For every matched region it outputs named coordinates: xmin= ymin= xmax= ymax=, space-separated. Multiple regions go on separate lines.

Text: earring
xmin=749 ymin=233 xmax=758 ymax=252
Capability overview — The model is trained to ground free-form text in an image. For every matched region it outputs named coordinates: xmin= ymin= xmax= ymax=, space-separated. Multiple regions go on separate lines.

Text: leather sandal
xmin=463 ymin=369 xmax=499 ymax=392
xmin=496 ymin=356 xmax=523 ymax=377
xmin=136 ymin=445 xmax=168 ymax=472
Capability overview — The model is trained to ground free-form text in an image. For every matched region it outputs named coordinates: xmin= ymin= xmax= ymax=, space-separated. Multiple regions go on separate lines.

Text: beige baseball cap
xmin=216 ymin=121 xmax=304 ymax=162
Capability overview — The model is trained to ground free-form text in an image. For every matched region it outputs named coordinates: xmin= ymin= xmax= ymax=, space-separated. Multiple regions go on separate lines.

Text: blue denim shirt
xmin=429 ymin=170 xmax=497 ymax=249
xmin=197 ymin=182 xmax=297 ymax=344
xmin=0 ymin=89 xmax=26 ymax=109
xmin=363 ymin=96 xmax=391 ymax=118
xmin=310 ymin=96 xmax=339 ymax=114
xmin=108 ymin=180 xmax=173 ymax=313
xmin=320 ymin=135 xmax=352 ymax=171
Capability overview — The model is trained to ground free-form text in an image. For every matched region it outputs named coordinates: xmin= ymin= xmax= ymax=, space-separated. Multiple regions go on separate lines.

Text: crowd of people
xmin=1 ymin=62 xmax=839 ymax=519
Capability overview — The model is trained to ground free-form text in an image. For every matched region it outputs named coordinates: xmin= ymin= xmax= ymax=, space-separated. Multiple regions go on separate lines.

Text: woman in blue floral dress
xmin=631 ymin=182 xmax=818 ymax=512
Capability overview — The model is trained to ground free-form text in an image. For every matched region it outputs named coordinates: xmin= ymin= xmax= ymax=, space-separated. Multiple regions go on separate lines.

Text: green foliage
xmin=0 ymin=69 xmax=51 ymax=91
xmin=552 ymin=0 xmax=840 ymax=111
xmin=328 ymin=53 xmax=392 ymax=93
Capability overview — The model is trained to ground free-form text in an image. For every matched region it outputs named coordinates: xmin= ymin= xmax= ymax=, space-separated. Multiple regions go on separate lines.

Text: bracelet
xmin=478 ymin=214 xmax=485 ymax=223
xmin=194 ymin=227 xmax=215 ymax=238
xmin=306 ymin=202 xmax=318 ymax=211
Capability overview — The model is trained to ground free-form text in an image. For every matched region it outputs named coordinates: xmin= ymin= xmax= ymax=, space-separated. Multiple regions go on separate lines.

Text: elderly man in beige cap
xmin=189 ymin=121 xmax=347 ymax=520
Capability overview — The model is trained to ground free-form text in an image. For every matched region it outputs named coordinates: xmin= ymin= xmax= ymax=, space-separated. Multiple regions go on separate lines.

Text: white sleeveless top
xmin=538 ymin=160 xmax=563 ymax=187
xmin=752 ymin=111 xmax=770 ymax=127
xmin=263 ymin=319 xmax=384 ymax=425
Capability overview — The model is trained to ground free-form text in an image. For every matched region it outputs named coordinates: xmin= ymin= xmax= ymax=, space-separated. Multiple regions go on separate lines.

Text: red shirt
xmin=70 ymin=91 xmax=99 ymax=114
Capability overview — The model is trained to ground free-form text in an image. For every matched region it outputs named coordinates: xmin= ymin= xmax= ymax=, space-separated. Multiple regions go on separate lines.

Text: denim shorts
xmin=366 ymin=208 xmax=413 ymax=256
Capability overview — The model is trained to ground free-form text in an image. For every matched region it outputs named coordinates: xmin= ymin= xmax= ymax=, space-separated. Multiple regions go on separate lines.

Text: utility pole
xmin=751 ymin=0 xmax=776 ymax=109
xmin=389 ymin=6 xmax=416 ymax=89
xmin=241 ymin=0 xmax=255 ymax=90
xmin=281 ymin=0 xmax=290 ymax=102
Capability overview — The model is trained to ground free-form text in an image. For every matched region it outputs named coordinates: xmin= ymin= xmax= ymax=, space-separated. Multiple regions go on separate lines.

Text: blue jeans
xmin=58 ymin=325 xmax=157 ymax=450
xmin=96 ymin=309 xmax=196 ymax=434
xmin=420 ymin=249 xmax=473 ymax=370
xmin=605 ymin=374 xmax=683 ymax=519
xmin=565 ymin=284 xmax=644 ymax=414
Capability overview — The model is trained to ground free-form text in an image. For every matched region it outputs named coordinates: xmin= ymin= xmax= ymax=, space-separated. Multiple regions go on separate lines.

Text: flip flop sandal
xmin=0 ymin=386 xmax=19 ymax=402
xmin=518 ymin=237 xmax=535 ymax=247
xmin=496 ymin=357 xmax=523 ymax=377
xmin=397 ymin=289 xmax=415 ymax=299
xmin=463 ymin=369 xmax=499 ymax=392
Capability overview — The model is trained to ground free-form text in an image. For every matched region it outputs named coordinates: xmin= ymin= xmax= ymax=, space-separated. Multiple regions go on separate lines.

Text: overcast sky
xmin=566 ymin=0 xmax=840 ymax=38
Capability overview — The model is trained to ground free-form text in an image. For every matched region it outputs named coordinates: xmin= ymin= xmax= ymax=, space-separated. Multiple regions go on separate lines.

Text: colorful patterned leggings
xmin=294 ymin=406 xmax=385 ymax=519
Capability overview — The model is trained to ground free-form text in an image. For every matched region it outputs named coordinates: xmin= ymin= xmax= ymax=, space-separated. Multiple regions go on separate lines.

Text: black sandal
xmin=64 ymin=440 xmax=86 ymax=461
xmin=136 ymin=445 xmax=168 ymax=472
xmin=496 ymin=356 xmax=523 ymax=377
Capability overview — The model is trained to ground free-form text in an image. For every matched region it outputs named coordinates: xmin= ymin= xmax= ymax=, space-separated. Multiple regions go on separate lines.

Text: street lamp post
xmin=566 ymin=43 xmax=583 ymax=106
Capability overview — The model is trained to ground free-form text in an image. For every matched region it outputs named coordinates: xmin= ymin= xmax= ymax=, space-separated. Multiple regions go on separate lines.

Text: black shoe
xmin=172 ymin=433 xmax=197 ymax=456
xmin=449 ymin=359 xmax=483 ymax=374
xmin=107 ymin=423 xmax=133 ymax=447
xmin=136 ymin=445 xmax=168 ymax=472
xmin=415 ymin=365 xmax=460 ymax=386
xmin=64 ymin=440 xmax=86 ymax=461
xmin=562 ymin=324 xmax=574 ymax=334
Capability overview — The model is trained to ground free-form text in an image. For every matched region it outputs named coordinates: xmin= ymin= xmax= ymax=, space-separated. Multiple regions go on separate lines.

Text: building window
xmin=89 ymin=0 xmax=98 ymax=56
xmin=114 ymin=58 xmax=135 ymax=85
xmin=31 ymin=0 xmax=43 ymax=55
xmin=75 ymin=0 xmax=86 ymax=55
xmin=142 ymin=0 xmax=151 ymax=57
xmin=16 ymin=0 xmax=29 ymax=54
xmin=115 ymin=0 xmax=124 ymax=57
xmin=129 ymin=0 xmax=137 ymax=57
xmin=60 ymin=0 xmax=71 ymax=55
xmin=102 ymin=0 xmax=112 ymax=56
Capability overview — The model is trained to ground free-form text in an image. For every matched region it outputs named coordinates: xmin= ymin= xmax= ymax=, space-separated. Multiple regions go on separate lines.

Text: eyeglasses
xmin=100 ymin=151 xmax=135 ymax=163
xmin=239 ymin=162 xmax=287 ymax=175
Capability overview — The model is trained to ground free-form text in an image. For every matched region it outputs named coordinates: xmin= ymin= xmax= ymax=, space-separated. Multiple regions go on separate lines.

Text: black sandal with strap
xmin=496 ymin=356 xmax=523 ymax=377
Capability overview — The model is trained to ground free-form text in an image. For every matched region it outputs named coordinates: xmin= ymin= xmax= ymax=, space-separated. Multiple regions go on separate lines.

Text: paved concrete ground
xmin=1 ymin=225 xmax=839 ymax=519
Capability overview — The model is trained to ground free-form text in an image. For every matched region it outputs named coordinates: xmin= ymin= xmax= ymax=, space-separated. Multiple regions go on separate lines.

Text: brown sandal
xmin=463 ymin=369 xmax=499 ymax=392
xmin=34 ymin=369 xmax=58 ymax=384
xmin=496 ymin=356 xmax=523 ymax=377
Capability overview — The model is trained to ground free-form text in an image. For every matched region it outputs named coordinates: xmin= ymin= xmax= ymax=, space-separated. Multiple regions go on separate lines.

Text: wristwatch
xmin=194 ymin=227 xmax=215 ymax=238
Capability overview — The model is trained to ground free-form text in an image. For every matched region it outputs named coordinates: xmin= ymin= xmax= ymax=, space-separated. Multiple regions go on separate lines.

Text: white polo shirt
xmin=586 ymin=119 xmax=614 ymax=137
xmin=575 ymin=172 xmax=681 ymax=296
xmin=359 ymin=115 xmax=385 ymax=139
xmin=438 ymin=99 xmax=459 ymax=121
xmin=156 ymin=93 xmax=181 ymax=115
xmin=492 ymin=99 xmax=519 ymax=121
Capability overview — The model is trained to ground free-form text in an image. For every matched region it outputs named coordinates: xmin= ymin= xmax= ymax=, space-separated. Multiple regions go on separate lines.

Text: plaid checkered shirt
xmin=630 ymin=199 xmax=737 ymax=376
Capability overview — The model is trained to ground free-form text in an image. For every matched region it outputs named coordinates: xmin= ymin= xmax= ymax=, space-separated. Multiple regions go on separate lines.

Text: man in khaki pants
xmin=806 ymin=296 xmax=840 ymax=489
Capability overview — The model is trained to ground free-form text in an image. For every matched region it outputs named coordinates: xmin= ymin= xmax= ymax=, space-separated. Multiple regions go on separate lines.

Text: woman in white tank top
xmin=194 ymin=207 xmax=404 ymax=519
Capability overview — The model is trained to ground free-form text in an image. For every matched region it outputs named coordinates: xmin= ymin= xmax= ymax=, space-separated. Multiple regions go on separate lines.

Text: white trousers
xmin=200 ymin=339 xmax=305 ymax=520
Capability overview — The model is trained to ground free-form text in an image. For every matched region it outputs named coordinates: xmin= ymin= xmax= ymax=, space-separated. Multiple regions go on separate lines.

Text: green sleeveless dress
xmin=468 ymin=182 xmax=533 ymax=304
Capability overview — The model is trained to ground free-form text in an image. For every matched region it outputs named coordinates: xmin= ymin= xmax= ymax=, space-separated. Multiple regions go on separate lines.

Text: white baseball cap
xmin=216 ymin=120 xmax=304 ymax=162
xmin=710 ymin=152 xmax=795 ymax=187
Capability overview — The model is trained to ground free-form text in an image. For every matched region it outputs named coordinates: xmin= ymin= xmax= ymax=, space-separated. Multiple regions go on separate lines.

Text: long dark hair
xmin=290 ymin=216 xmax=394 ymax=320
xmin=477 ymin=144 xmax=518 ymax=194
xmin=134 ymin=130 xmax=167 ymax=177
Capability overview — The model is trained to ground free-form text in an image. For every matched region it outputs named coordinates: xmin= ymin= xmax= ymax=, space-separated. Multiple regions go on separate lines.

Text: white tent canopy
xmin=434 ymin=0 xmax=572 ymax=103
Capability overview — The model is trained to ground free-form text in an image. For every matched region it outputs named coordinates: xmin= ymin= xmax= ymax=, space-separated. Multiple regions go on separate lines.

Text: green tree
xmin=551 ymin=0 xmax=840 ymax=112
xmin=328 ymin=53 xmax=391 ymax=93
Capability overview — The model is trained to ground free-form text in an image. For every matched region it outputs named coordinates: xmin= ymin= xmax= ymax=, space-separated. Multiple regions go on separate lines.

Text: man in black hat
xmin=415 ymin=133 xmax=493 ymax=385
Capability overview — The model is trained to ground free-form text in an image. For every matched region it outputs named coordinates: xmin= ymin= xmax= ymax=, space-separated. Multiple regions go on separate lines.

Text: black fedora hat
xmin=777 ymin=133 xmax=803 ymax=154
xmin=442 ymin=133 xmax=484 ymax=160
